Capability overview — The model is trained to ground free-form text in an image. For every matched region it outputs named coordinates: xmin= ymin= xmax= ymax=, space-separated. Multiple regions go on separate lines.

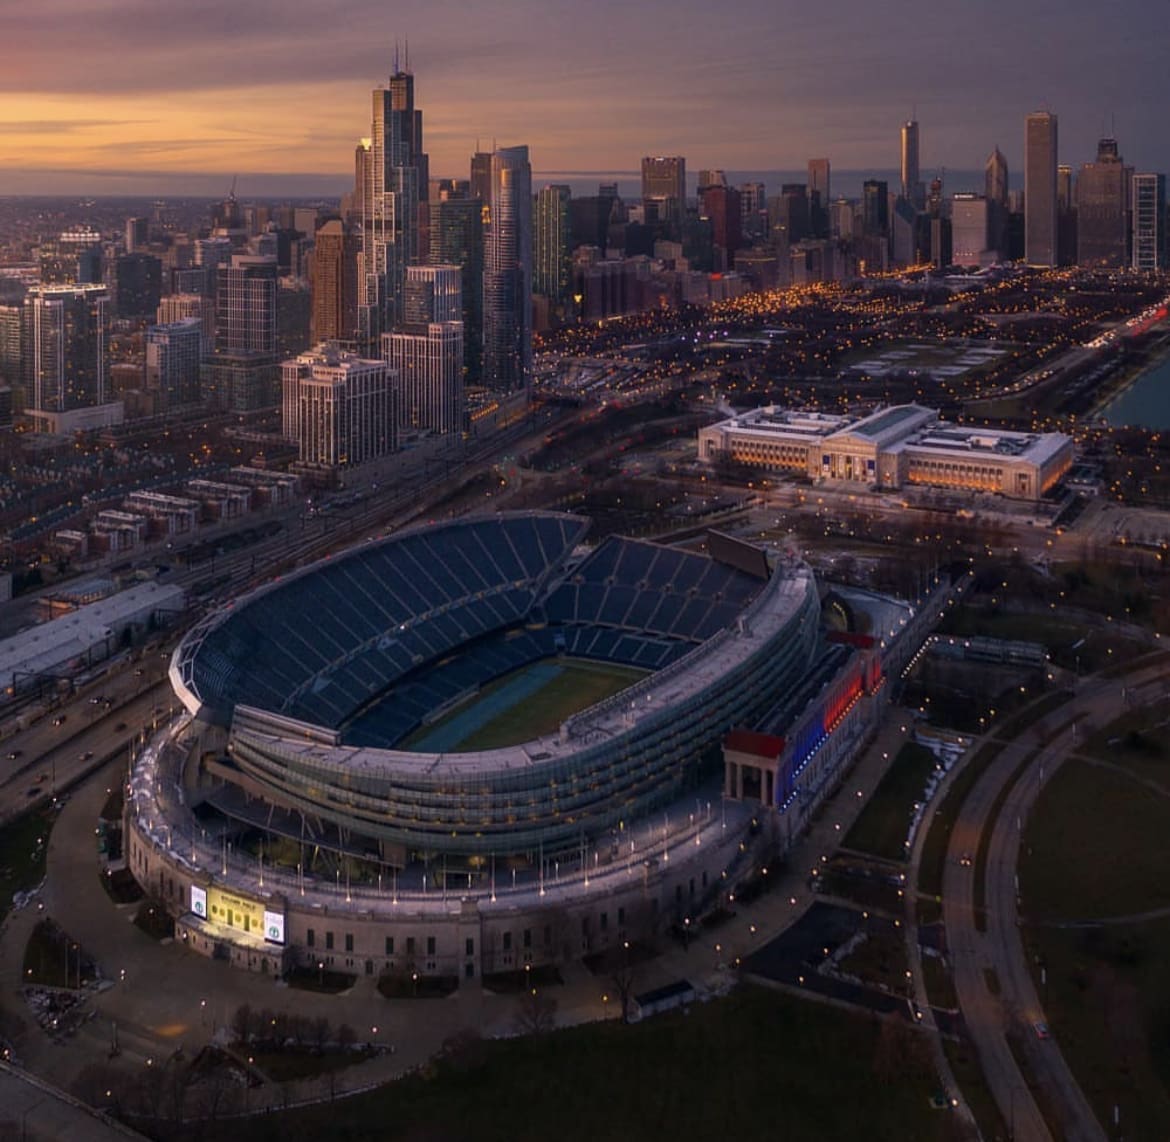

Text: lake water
xmin=1100 ymin=353 xmax=1170 ymax=429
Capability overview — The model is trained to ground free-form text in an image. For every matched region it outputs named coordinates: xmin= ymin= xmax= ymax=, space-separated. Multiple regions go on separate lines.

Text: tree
xmin=231 ymin=1003 xmax=252 ymax=1046
xmin=512 ymin=987 xmax=558 ymax=1036
xmin=311 ymin=1015 xmax=331 ymax=1053
xmin=336 ymin=1023 xmax=357 ymax=1052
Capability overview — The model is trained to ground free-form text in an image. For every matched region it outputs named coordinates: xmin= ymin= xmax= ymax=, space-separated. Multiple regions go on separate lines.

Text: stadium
xmin=126 ymin=511 xmax=904 ymax=979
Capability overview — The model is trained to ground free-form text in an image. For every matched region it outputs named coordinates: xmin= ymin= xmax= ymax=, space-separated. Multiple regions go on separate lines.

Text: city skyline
xmin=0 ymin=0 xmax=1166 ymax=196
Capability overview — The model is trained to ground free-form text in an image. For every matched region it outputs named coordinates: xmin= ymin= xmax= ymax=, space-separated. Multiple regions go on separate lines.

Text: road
xmin=0 ymin=660 xmax=173 ymax=827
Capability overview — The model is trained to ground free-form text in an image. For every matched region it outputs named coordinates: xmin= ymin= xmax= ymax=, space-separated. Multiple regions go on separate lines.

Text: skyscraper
xmin=985 ymin=147 xmax=1009 ymax=208
xmin=359 ymin=60 xmax=429 ymax=349
xmin=145 ymin=319 xmax=202 ymax=410
xmin=701 ymin=184 xmax=743 ymax=265
xmin=1024 ymin=111 xmax=1058 ymax=267
xmin=205 ymin=254 xmax=279 ymax=410
xmin=985 ymin=147 xmax=1010 ymax=261
xmin=951 ymin=194 xmax=991 ymax=267
xmin=482 ymin=145 xmax=532 ymax=393
xmin=125 ymin=217 xmax=149 ymax=254
xmin=310 ymin=219 xmax=360 ymax=344
xmin=384 ymin=264 xmax=463 ymax=436
xmin=1076 ymin=137 xmax=1132 ymax=269
xmin=1132 ymin=173 xmax=1167 ymax=271
xmin=22 ymin=283 xmax=114 ymax=431
xmin=112 ymin=252 xmax=162 ymax=319
xmin=430 ymin=189 xmax=484 ymax=384
xmin=282 ymin=345 xmax=395 ymax=468
xmin=807 ymin=159 xmax=830 ymax=238
xmin=900 ymin=120 xmax=923 ymax=208
xmin=534 ymin=185 xmax=572 ymax=313
xmin=470 ymin=151 xmax=493 ymax=203
xmin=641 ymin=156 xmax=686 ymax=239
xmin=862 ymin=180 xmax=890 ymax=235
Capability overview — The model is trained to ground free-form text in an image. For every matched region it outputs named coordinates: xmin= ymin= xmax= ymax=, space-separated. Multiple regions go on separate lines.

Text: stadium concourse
xmin=126 ymin=511 xmax=947 ymax=982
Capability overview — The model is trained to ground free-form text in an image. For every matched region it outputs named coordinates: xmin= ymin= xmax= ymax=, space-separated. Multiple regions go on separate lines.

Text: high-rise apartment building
xmin=310 ymin=219 xmax=360 ymax=344
xmin=901 ymin=120 xmax=923 ymax=208
xmin=359 ymin=63 xmax=429 ymax=348
xmin=1132 ymin=173 xmax=1167 ymax=271
xmin=205 ymin=255 xmax=279 ymax=410
xmin=22 ymin=283 xmax=117 ymax=431
xmin=534 ymin=185 xmax=572 ymax=312
xmin=483 ymin=145 xmax=532 ymax=393
xmin=641 ymin=156 xmax=686 ymax=239
xmin=1024 ymin=111 xmax=1058 ymax=266
xmin=1076 ymin=137 xmax=1131 ymax=269
xmin=282 ymin=345 xmax=395 ymax=468
xmin=145 ymin=319 xmax=202 ymax=410
xmin=383 ymin=322 xmax=463 ymax=437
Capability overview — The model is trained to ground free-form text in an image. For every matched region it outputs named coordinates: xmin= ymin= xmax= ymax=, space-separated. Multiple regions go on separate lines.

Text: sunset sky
xmin=0 ymin=0 xmax=1164 ymax=196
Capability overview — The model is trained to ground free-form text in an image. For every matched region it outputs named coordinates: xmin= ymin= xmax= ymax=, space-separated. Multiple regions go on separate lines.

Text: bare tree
xmin=311 ymin=1014 xmax=331 ymax=1053
xmin=512 ymin=987 xmax=558 ymax=1036
xmin=231 ymin=1003 xmax=252 ymax=1046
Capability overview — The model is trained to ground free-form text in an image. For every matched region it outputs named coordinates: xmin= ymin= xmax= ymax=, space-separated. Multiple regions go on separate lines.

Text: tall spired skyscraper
xmin=900 ymin=119 xmax=922 ymax=208
xmin=482 ymin=145 xmax=532 ymax=393
xmin=1024 ymin=111 xmax=1058 ymax=267
xmin=359 ymin=54 xmax=429 ymax=350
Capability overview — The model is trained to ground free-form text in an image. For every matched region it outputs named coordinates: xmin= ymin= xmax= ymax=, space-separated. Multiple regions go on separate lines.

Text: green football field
xmin=405 ymin=657 xmax=647 ymax=752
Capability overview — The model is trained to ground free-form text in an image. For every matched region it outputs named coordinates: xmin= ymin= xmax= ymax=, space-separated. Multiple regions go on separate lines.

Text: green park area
xmin=842 ymin=741 xmax=938 ymax=862
xmin=1020 ymin=735 xmax=1170 ymax=1139
xmin=159 ymin=985 xmax=950 ymax=1142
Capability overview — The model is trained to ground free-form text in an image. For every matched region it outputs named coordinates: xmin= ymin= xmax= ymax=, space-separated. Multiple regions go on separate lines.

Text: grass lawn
xmin=0 ymin=807 xmax=53 ymax=923
xmin=161 ymin=985 xmax=949 ymax=1142
xmin=935 ymin=606 xmax=1145 ymax=672
xmin=411 ymin=658 xmax=646 ymax=752
xmin=943 ymin=1034 xmax=1007 ymax=1141
xmin=1020 ymin=758 xmax=1170 ymax=922
xmin=842 ymin=742 xmax=938 ymax=862
xmin=1018 ymin=752 xmax=1170 ymax=1139
xmin=1023 ymin=918 xmax=1170 ymax=1139
xmin=1079 ymin=706 xmax=1170 ymax=789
